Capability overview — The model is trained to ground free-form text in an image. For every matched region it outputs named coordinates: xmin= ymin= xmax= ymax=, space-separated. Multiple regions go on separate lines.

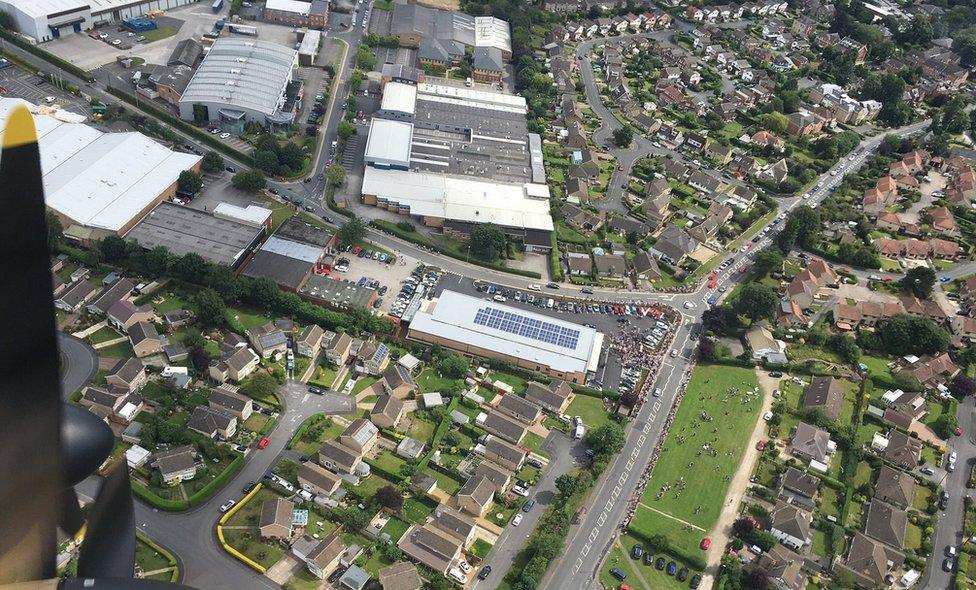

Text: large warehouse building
xmin=0 ymin=0 xmax=197 ymax=42
xmin=178 ymin=38 xmax=300 ymax=132
xmin=407 ymin=290 xmax=604 ymax=384
xmin=389 ymin=4 xmax=512 ymax=59
xmin=0 ymin=98 xmax=201 ymax=238
xmin=361 ymin=81 xmax=553 ymax=251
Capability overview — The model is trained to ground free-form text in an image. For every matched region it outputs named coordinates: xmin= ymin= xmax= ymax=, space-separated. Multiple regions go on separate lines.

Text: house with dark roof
xmin=209 ymin=386 xmax=253 ymax=421
xmin=472 ymin=46 xmax=505 ymax=83
xmin=208 ymin=346 xmax=260 ymax=383
xmin=186 ymin=405 xmax=237 ymax=439
xmin=378 ymin=562 xmax=422 ymax=590
xmin=371 ymin=395 xmax=405 ymax=429
xmin=836 ymin=533 xmax=903 ymax=589
xmin=246 ymin=322 xmax=289 ymax=359
xmin=86 ymin=278 xmax=135 ymax=316
xmin=298 ymin=461 xmax=343 ymax=497
xmin=768 ymin=501 xmax=812 ymax=550
xmin=482 ymin=410 xmax=528 ymax=444
xmin=788 ymin=422 xmax=831 ymax=463
xmin=863 ymin=499 xmax=907 ymax=549
xmin=128 ymin=321 xmax=163 ymax=358
xmin=752 ymin=544 xmax=805 ymax=590
xmin=379 ymin=364 xmax=416 ymax=398
xmin=55 ymin=279 xmax=98 ymax=312
xmin=430 ymin=506 xmax=477 ymax=547
xmin=259 ymin=497 xmax=295 ymax=542
xmin=801 ymin=377 xmax=843 ymax=421
xmin=874 ymin=465 xmax=915 ymax=509
xmin=457 ymin=474 xmax=495 ymax=517
xmin=632 ymin=251 xmax=662 ymax=283
xmin=882 ymin=430 xmax=922 ymax=469
xmin=340 ymin=419 xmax=379 ymax=454
xmin=496 ymin=394 xmax=543 ymax=425
xmin=151 ymin=445 xmax=198 ymax=484
xmin=484 ymin=436 xmax=526 ymax=471
xmin=651 ymin=225 xmax=699 ymax=266
xmin=778 ymin=467 xmax=820 ymax=502
xmin=105 ymin=357 xmax=146 ymax=392
xmin=293 ymin=532 xmax=345 ymax=579
xmin=297 ymin=324 xmax=325 ymax=358
xmin=319 ymin=440 xmax=363 ymax=474
xmin=398 ymin=523 xmax=463 ymax=575
xmin=474 ymin=460 xmax=514 ymax=493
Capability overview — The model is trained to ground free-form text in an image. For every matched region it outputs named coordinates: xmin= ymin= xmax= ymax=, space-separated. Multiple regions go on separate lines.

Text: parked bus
xmin=211 ymin=0 xmax=223 ymax=13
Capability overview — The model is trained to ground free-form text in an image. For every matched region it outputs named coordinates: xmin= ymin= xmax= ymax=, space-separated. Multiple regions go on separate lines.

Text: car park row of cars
xmin=607 ymin=543 xmax=702 ymax=588
xmin=389 ymin=266 xmax=439 ymax=319
xmin=475 ymin=283 xmax=665 ymax=319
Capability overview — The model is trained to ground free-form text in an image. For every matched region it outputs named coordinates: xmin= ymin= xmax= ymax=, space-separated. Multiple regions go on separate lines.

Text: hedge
xmin=369 ymin=220 xmax=543 ymax=279
xmin=363 ymin=458 xmax=406 ymax=483
xmin=289 ymin=413 xmax=325 ymax=448
xmin=570 ymin=383 xmax=620 ymax=400
xmin=0 ymin=28 xmax=94 ymax=82
xmin=136 ymin=531 xmax=180 ymax=583
xmin=131 ymin=482 xmax=190 ymax=511
xmin=187 ymin=455 xmax=245 ymax=507
xmin=105 ymin=86 xmax=255 ymax=167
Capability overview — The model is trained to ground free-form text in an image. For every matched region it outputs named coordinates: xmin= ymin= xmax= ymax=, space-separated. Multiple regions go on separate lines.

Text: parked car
xmin=219 ymin=500 xmax=236 ymax=513
xmin=631 ymin=545 xmax=643 ymax=559
xmin=477 ymin=566 xmax=492 ymax=580
xmin=257 ymin=437 xmax=270 ymax=449
xmin=609 ymin=568 xmax=627 ymax=581
xmin=511 ymin=514 xmax=523 ymax=526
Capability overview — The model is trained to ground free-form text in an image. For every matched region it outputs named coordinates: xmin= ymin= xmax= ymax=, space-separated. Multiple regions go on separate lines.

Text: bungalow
xmin=55 ymin=279 xmax=98 ymax=312
xmin=430 ymin=506 xmax=477 ymax=547
xmin=631 ymin=251 xmax=662 ymax=283
xmin=259 ymin=497 xmax=295 ymax=542
xmin=86 ymin=278 xmax=135 ymax=316
xmin=836 ymin=533 xmax=903 ymax=589
xmin=128 ymin=321 xmax=163 ymax=358
xmin=457 ymin=474 xmax=495 ymax=517
xmin=80 ymin=386 xmax=143 ymax=425
xmin=882 ymin=430 xmax=922 ymax=469
xmin=565 ymin=252 xmax=593 ymax=276
xmin=482 ymin=410 xmax=528 ymax=444
xmin=801 ymin=377 xmax=843 ymax=422
xmin=107 ymin=300 xmax=154 ymax=331
xmin=896 ymin=352 xmax=958 ymax=389
xmin=297 ymin=461 xmax=342 ymax=500
xmin=523 ymin=380 xmax=574 ymax=413
xmin=788 ymin=421 xmax=831 ymax=463
xmin=293 ymin=532 xmax=345 ymax=579
xmin=863 ymin=499 xmax=907 ymax=550
xmin=209 ymin=386 xmax=253 ymax=421
xmin=779 ymin=467 xmax=820 ymax=502
xmin=594 ymin=253 xmax=627 ymax=277
xmin=496 ymin=394 xmax=543 ymax=425
xmin=186 ymin=405 xmax=237 ymax=439
xmin=874 ymin=465 xmax=915 ymax=509
xmin=379 ymin=562 xmax=422 ymax=590
xmin=397 ymin=523 xmax=463 ymax=575
xmin=371 ymin=395 xmax=405 ymax=429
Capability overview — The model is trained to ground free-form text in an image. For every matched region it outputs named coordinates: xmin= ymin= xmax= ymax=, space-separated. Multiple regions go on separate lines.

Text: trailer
xmin=227 ymin=24 xmax=258 ymax=36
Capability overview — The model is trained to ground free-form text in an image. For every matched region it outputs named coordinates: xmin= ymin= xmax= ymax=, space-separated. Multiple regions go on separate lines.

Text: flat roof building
xmin=0 ymin=0 xmax=198 ymax=43
xmin=125 ymin=202 xmax=265 ymax=267
xmin=240 ymin=216 xmax=334 ymax=291
xmin=408 ymin=290 xmax=603 ymax=383
xmin=178 ymin=38 xmax=299 ymax=130
xmin=391 ymin=4 xmax=511 ymax=57
xmin=0 ymin=98 xmax=201 ymax=237
xmin=300 ymin=275 xmax=378 ymax=311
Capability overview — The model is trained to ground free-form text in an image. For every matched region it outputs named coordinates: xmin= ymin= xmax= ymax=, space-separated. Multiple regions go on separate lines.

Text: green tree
xmin=143 ymin=246 xmax=172 ymax=279
xmin=100 ymin=235 xmax=130 ymax=263
xmin=586 ymin=423 xmax=625 ymax=456
xmin=46 ymin=211 xmax=63 ymax=252
xmin=436 ymin=354 xmax=468 ymax=379
xmin=469 ymin=224 xmax=506 ymax=261
xmin=375 ymin=485 xmax=404 ymax=511
xmin=242 ymin=372 xmax=279 ymax=404
xmin=231 ymin=169 xmax=266 ymax=192
xmin=751 ymin=248 xmax=783 ymax=277
xmin=177 ymin=170 xmax=203 ymax=194
xmin=171 ymin=253 xmax=208 ymax=283
xmin=878 ymin=315 xmax=950 ymax=356
xmin=194 ymin=288 xmax=226 ymax=328
xmin=338 ymin=120 xmax=357 ymax=140
xmin=356 ymin=46 xmax=377 ymax=70
xmin=733 ymin=283 xmax=777 ymax=323
xmin=326 ymin=163 xmax=345 ymax=187
xmin=337 ymin=216 xmax=367 ymax=246
xmin=349 ymin=70 xmax=364 ymax=92
xmin=900 ymin=266 xmax=936 ymax=299
xmin=828 ymin=333 xmax=861 ymax=364
xmin=201 ymin=151 xmax=224 ymax=173
xmin=613 ymin=125 xmax=633 ymax=147
xmin=254 ymin=150 xmax=281 ymax=176
xmin=759 ymin=112 xmax=788 ymax=134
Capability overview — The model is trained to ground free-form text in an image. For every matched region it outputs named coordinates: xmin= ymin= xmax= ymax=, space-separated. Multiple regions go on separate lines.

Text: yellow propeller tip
xmin=3 ymin=103 xmax=37 ymax=149
xmin=74 ymin=523 xmax=87 ymax=544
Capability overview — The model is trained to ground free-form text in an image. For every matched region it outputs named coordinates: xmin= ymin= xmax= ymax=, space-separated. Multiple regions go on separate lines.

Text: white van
xmin=547 ymin=298 xmax=554 ymax=309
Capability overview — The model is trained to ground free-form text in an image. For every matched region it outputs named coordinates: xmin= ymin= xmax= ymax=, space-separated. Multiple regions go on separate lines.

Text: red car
xmin=756 ymin=440 xmax=766 ymax=451
xmin=351 ymin=246 xmax=361 ymax=255
xmin=738 ymin=266 xmax=749 ymax=273
xmin=956 ymin=426 xmax=965 ymax=436
xmin=700 ymin=538 xmax=711 ymax=551
xmin=257 ymin=437 xmax=270 ymax=449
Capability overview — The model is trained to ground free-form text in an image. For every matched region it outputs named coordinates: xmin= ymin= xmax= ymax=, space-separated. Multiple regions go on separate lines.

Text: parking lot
xmin=0 ymin=65 xmax=92 ymax=115
xmin=434 ymin=276 xmax=678 ymax=395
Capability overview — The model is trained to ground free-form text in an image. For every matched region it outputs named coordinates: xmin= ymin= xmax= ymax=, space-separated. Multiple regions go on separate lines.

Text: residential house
xmin=788 ymin=421 xmax=831 ymax=463
xmin=340 ymin=419 xmax=379 ymax=454
xmin=54 ymin=279 xmax=98 ymax=312
xmin=565 ymin=252 xmax=593 ymax=276
xmin=430 ymin=506 xmax=477 ymax=547
xmin=779 ymin=467 xmax=820 ymax=502
xmin=753 ymin=544 xmax=806 ymax=590
xmin=482 ymin=410 xmax=528 ymax=444
xmin=379 ymin=364 xmax=416 ymax=398
xmin=247 ymin=322 xmax=289 ymax=359
xmin=378 ymin=562 xmax=422 ymax=590
xmin=186 ymin=405 xmax=237 ymax=439
xmin=86 ymin=278 xmax=135 ymax=316
xmin=651 ymin=225 xmax=699 ymax=266
xmin=151 ymin=445 xmax=197 ymax=484
xmin=523 ymin=380 xmax=574 ymax=413
xmin=259 ymin=497 xmax=295 ymax=542
xmin=594 ymin=253 xmax=627 ymax=277
xmin=863 ymin=499 xmax=907 ymax=550
xmin=297 ymin=324 xmax=325 ymax=358
xmin=474 ymin=460 xmax=514 ymax=493
xmin=764 ymin=159 xmax=789 ymax=184
xmin=768 ymin=501 xmax=812 ymax=550
xmin=561 ymin=203 xmax=602 ymax=232
xmin=496 ymin=394 xmax=543 ymax=425
xmin=631 ymin=251 xmax=662 ymax=283
xmin=79 ymin=386 xmax=143 ymax=425
xmin=928 ymin=206 xmax=958 ymax=235
xmin=162 ymin=309 xmax=193 ymax=329
xmin=209 ymin=346 xmax=260 ymax=383
xmin=836 ymin=533 xmax=904 ymax=589
xmin=484 ymin=436 xmax=526 ymax=471
xmin=371 ymin=395 xmax=406 ymax=429
xmin=896 ymin=352 xmax=959 ymax=389
xmin=874 ymin=465 xmax=915 ymax=509
xmin=324 ymin=332 xmax=353 ymax=366
xmin=882 ymin=430 xmax=922 ymax=469
xmin=209 ymin=386 xmax=253 ymax=421
xmin=128 ymin=321 xmax=163 ymax=358
xmin=298 ymin=461 xmax=343 ymax=497
xmin=356 ymin=340 xmax=390 ymax=375
xmin=786 ymin=111 xmax=824 ymax=136
xmin=319 ymin=440 xmax=363 ymax=475
xmin=801 ymin=376 xmax=843 ymax=421
xmin=293 ymin=532 xmax=345 ymax=579
xmin=397 ymin=524 xmax=463 ymax=575
xmin=457 ymin=474 xmax=495 ymax=517
xmin=642 ymin=178 xmax=672 ymax=228
xmin=106 ymin=357 xmax=147 ymax=392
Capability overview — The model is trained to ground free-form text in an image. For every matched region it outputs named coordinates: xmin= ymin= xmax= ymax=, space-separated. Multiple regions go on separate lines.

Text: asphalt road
xmin=58 ymin=332 xmax=97 ymax=398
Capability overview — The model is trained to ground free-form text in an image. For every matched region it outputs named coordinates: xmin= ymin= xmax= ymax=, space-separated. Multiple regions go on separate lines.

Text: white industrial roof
xmin=417 ymin=83 xmax=526 ymax=114
xmin=180 ymin=38 xmax=297 ymax=118
xmin=1 ymin=0 xmax=181 ymax=17
xmin=266 ymin=0 xmax=313 ymax=14
xmin=364 ymin=119 xmax=413 ymax=164
xmin=259 ymin=236 xmax=323 ymax=263
xmin=212 ymin=202 xmax=272 ymax=227
xmin=474 ymin=16 xmax=512 ymax=54
xmin=381 ymin=82 xmax=418 ymax=114
xmin=0 ymin=98 xmax=201 ymax=233
xmin=410 ymin=290 xmax=604 ymax=374
xmin=362 ymin=167 xmax=553 ymax=231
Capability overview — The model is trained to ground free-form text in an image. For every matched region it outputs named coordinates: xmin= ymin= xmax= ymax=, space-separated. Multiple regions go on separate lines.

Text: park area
xmin=631 ymin=364 xmax=762 ymax=556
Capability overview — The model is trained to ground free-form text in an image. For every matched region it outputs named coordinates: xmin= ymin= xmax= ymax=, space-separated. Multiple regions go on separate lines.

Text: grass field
xmin=89 ymin=326 xmax=122 ymax=344
xmin=380 ymin=516 xmax=410 ymax=542
xmin=565 ymin=395 xmax=612 ymax=430
xmin=635 ymin=364 xmax=762 ymax=540
xmin=415 ymin=368 xmax=462 ymax=393
xmin=598 ymin=534 xmax=695 ymax=590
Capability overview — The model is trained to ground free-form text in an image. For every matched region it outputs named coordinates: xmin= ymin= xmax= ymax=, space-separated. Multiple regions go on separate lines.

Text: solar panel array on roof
xmin=372 ymin=344 xmax=388 ymax=364
xmin=473 ymin=307 xmax=580 ymax=349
